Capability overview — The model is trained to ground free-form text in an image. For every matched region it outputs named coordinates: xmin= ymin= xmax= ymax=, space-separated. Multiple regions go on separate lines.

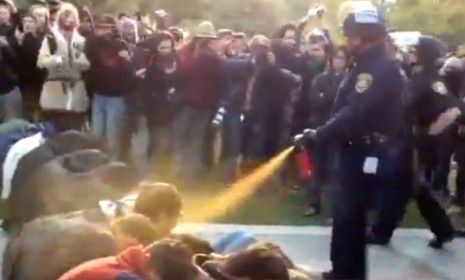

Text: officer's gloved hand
xmin=293 ymin=129 xmax=317 ymax=147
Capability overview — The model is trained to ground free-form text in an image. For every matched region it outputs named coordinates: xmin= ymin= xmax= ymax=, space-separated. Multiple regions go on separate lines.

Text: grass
xmin=1 ymin=174 xmax=463 ymax=228
xmin=180 ymin=186 xmax=463 ymax=228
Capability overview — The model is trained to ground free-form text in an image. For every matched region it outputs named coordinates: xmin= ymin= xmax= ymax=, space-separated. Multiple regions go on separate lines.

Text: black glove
xmin=293 ymin=129 xmax=317 ymax=147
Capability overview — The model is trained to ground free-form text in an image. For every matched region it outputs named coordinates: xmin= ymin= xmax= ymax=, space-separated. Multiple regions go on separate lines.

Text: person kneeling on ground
xmin=58 ymin=238 xmax=210 ymax=280
xmin=111 ymin=214 xmax=158 ymax=252
xmin=194 ymin=245 xmax=291 ymax=280
xmin=2 ymin=182 xmax=183 ymax=280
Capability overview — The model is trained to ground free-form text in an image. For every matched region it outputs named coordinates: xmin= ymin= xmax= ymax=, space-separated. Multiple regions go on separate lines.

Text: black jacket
xmin=308 ymin=70 xmax=346 ymax=128
xmin=16 ymin=33 xmax=45 ymax=93
xmin=0 ymin=34 xmax=19 ymax=94
xmin=84 ymin=35 xmax=135 ymax=97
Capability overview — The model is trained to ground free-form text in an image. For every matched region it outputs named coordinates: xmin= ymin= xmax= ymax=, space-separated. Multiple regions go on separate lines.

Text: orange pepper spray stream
xmin=185 ymin=146 xmax=295 ymax=222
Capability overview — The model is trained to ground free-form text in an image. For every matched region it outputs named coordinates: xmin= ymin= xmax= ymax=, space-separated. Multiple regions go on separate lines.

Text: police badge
xmin=355 ymin=73 xmax=373 ymax=93
xmin=432 ymin=81 xmax=448 ymax=95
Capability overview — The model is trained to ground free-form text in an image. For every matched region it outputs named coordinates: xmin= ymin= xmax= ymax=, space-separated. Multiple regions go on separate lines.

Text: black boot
xmin=428 ymin=234 xmax=454 ymax=249
xmin=366 ymin=231 xmax=390 ymax=246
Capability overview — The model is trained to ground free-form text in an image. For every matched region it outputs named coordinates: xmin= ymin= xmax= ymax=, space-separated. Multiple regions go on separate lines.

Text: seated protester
xmin=5 ymin=130 xmax=107 ymax=230
xmin=10 ymin=130 xmax=106 ymax=202
xmin=58 ymin=239 xmax=207 ymax=280
xmin=2 ymin=182 xmax=183 ymax=280
xmin=9 ymin=151 xmax=138 ymax=227
xmin=111 ymin=214 xmax=157 ymax=251
xmin=194 ymin=245 xmax=290 ymax=280
xmin=211 ymin=231 xmax=256 ymax=254
xmin=169 ymin=233 xmax=214 ymax=255
xmin=131 ymin=182 xmax=183 ymax=238
xmin=2 ymin=121 xmax=55 ymax=201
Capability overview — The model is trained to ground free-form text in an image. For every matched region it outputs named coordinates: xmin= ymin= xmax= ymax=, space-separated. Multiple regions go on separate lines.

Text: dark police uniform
xmin=400 ymin=36 xmax=463 ymax=247
xmin=315 ymin=42 xmax=405 ymax=279
xmin=294 ymin=7 xmax=408 ymax=278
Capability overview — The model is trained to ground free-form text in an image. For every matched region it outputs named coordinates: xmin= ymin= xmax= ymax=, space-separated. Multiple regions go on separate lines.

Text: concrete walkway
xmin=176 ymin=224 xmax=465 ymax=280
xmin=0 ymin=224 xmax=463 ymax=279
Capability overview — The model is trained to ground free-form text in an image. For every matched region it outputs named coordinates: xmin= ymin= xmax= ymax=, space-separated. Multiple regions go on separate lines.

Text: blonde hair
xmin=55 ymin=2 xmax=79 ymax=27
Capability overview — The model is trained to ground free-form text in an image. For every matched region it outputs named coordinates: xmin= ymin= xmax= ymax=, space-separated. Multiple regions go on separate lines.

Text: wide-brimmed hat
xmin=217 ymin=28 xmax=233 ymax=38
xmin=194 ymin=20 xmax=217 ymax=39
xmin=94 ymin=13 xmax=117 ymax=29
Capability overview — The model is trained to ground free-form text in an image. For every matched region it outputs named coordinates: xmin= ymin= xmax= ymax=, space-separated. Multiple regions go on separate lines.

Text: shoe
xmin=321 ymin=270 xmax=337 ymax=280
xmin=428 ymin=235 xmax=454 ymax=249
xmin=304 ymin=206 xmax=320 ymax=217
xmin=366 ymin=232 xmax=390 ymax=246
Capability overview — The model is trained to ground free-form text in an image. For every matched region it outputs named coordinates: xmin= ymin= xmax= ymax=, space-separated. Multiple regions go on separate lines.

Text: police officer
xmin=440 ymin=56 xmax=465 ymax=213
xmin=400 ymin=36 xmax=462 ymax=248
xmin=295 ymin=6 xmax=405 ymax=279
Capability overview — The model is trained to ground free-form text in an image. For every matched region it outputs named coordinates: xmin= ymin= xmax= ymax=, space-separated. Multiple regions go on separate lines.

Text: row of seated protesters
xmin=4 ymin=181 xmax=312 ymax=280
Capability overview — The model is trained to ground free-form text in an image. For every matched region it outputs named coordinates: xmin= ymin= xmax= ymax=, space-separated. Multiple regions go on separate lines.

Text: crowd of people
xmin=2 ymin=0 xmax=465 ymax=279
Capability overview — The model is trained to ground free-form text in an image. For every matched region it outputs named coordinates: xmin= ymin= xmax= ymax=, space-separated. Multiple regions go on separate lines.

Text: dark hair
xmin=328 ymin=46 xmax=349 ymax=69
xmin=111 ymin=213 xmax=157 ymax=246
xmin=223 ymin=247 xmax=290 ymax=279
xmin=275 ymin=23 xmax=297 ymax=39
xmin=134 ymin=182 xmax=182 ymax=223
xmin=169 ymin=234 xmax=214 ymax=255
xmin=148 ymin=239 xmax=198 ymax=280
xmin=247 ymin=242 xmax=294 ymax=269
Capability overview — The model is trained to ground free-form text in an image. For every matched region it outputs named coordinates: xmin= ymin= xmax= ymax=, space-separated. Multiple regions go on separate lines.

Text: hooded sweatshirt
xmin=58 ymin=245 xmax=150 ymax=280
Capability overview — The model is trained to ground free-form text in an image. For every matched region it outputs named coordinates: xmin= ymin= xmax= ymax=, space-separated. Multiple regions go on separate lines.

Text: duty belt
xmin=345 ymin=132 xmax=388 ymax=146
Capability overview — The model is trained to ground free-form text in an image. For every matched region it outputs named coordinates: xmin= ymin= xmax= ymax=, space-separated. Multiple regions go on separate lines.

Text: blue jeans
xmin=0 ymin=87 xmax=22 ymax=121
xmin=172 ymin=105 xmax=211 ymax=178
xmin=218 ymin=109 xmax=242 ymax=182
xmin=91 ymin=94 xmax=126 ymax=160
xmin=222 ymin=109 xmax=242 ymax=159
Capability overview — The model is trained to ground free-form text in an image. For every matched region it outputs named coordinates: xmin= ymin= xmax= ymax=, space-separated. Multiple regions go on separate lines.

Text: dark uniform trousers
xmin=371 ymin=130 xmax=454 ymax=242
xmin=330 ymin=143 xmax=370 ymax=279
xmin=454 ymin=127 xmax=465 ymax=206
xmin=371 ymin=135 xmax=413 ymax=242
xmin=315 ymin=43 xmax=405 ymax=280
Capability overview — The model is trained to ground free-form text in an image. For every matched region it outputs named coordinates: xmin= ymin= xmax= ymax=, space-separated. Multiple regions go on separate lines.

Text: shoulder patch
xmin=432 ymin=81 xmax=448 ymax=95
xmin=355 ymin=73 xmax=373 ymax=93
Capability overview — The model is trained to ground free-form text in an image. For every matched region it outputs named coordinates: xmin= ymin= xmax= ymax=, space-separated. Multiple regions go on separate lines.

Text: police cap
xmin=343 ymin=5 xmax=386 ymax=39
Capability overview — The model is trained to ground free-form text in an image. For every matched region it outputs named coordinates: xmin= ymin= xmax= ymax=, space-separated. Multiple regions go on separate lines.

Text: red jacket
xmin=179 ymin=46 xmax=226 ymax=110
xmin=58 ymin=246 xmax=150 ymax=280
